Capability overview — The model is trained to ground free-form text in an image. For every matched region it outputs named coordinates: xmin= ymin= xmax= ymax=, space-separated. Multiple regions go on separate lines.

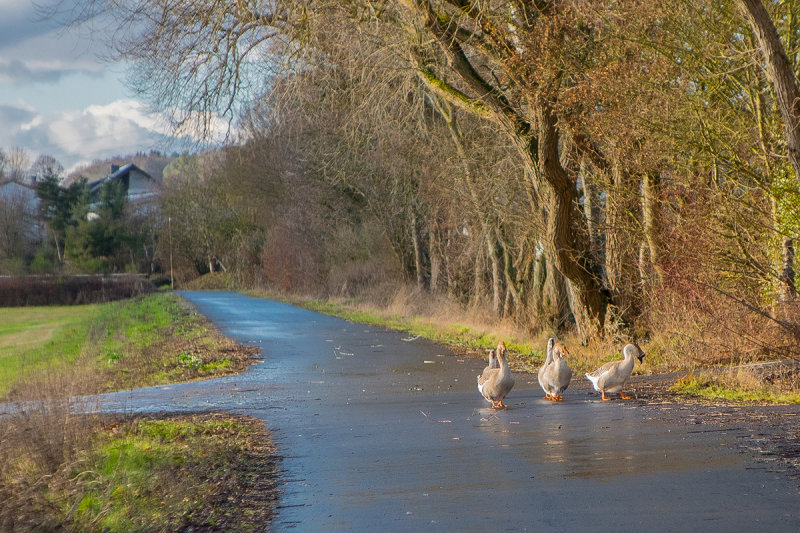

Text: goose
xmin=538 ymin=338 xmax=555 ymax=399
xmin=487 ymin=348 xmax=499 ymax=369
xmin=477 ymin=349 xmax=498 ymax=384
xmin=477 ymin=342 xmax=515 ymax=408
xmin=541 ymin=341 xmax=572 ymax=401
xmin=585 ymin=343 xmax=646 ymax=401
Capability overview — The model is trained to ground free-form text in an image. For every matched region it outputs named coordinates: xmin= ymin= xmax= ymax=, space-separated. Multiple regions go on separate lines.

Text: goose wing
xmin=586 ymin=359 xmax=619 ymax=379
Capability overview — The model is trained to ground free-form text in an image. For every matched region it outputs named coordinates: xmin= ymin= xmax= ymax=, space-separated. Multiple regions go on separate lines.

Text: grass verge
xmin=0 ymin=293 xmax=274 ymax=530
xmin=670 ymin=371 xmax=800 ymax=404
xmin=1 ymin=413 xmax=278 ymax=532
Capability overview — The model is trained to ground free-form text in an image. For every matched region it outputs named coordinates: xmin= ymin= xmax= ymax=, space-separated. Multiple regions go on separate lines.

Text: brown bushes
xmin=0 ymin=275 xmax=154 ymax=306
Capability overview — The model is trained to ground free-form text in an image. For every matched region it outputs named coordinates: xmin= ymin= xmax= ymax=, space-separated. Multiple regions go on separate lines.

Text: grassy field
xmin=0 ymin=293 xmax=257 ymax=400
xmin=0 ymin=304 xmax=99 ymax=396
xmin=0 ymin=293 xmax=275 ymax=530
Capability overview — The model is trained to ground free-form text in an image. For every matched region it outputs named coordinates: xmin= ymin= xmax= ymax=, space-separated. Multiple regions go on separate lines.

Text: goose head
xmin=553 ymin=342 xmax=569 ymax=360
xmin=496 ymin=342 xmax=507 ymax=361
xmin=625 ymin=343 xmax=646 ymax=364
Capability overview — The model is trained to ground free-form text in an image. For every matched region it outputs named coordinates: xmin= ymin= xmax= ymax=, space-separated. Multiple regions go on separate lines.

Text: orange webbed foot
xmin=620 ymin=393 xmax=632 ymax=400
xmin=601 ymin=392 xmax=611 ymax=401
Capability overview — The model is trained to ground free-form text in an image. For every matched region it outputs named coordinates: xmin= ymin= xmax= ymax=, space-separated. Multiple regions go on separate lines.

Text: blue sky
xmin=0 ymin=1 xmax=176 ymax=172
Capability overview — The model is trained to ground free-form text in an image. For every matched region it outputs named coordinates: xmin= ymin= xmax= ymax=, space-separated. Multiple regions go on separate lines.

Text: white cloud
xmin=1 ymin=99 xmax=174 ymax=171
xmin=0 ymin=98 xmax=232 ymax=173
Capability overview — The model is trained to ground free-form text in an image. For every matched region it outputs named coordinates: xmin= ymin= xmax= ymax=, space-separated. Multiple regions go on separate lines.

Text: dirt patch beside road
xmin=627 ymin=372 xmax=800 ymax=485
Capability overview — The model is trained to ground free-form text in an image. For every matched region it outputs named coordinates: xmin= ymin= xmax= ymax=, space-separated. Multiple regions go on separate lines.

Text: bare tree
xmin=6 ymin=147 xmax=30 ymax=184
xmin=30 ymin=155 xmax=64 ymax=183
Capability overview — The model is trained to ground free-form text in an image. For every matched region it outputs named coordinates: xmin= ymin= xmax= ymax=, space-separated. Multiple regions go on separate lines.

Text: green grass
xmin=48 ymin=416 xmax=269 ymax=532
xmin=670 ymin=373 xmax=800 ymax=404
xmin=0 ymin=293 xmax=237 ymax=399
xmin=0 ymin=304 xmax=102 ymax=397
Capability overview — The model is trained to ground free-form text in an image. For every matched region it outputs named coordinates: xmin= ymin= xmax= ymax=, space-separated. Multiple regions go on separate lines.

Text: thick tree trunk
xmin=545 ymin=256 xmax=571 ymax=331
xmin=412 ymin=3 xmax=608 ymax=338
xmin=535 ymin=105 xmax=608 ymax=340
xmin=738 ymin=0 xmax=800 ymax=190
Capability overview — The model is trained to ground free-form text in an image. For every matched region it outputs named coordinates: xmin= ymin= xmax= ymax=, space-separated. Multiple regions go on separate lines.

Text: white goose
xmin=477 ymin=342 xmax=515 ymax=408
xmin=585 ymin=343 xmax=646 ymax=401
xmin=538 ymin=338 xmax=555 ymax=399
xmin=541 ymin=341 xmax=572 ymax=401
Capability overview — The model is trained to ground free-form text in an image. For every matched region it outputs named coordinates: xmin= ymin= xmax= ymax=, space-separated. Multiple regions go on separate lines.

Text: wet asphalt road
xmin=100 ymin=291 xmax=800 ymax=531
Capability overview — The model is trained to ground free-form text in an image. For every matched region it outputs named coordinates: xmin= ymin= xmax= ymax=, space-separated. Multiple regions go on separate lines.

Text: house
xmin=87 ymin=163 xmax=160 ymax=213
xmin=88 ymin=163 xmax=160 ymax=204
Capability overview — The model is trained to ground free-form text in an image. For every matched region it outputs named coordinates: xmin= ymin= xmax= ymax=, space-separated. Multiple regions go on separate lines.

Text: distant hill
xmin=65 ymin=151 xmax=175 ymax=185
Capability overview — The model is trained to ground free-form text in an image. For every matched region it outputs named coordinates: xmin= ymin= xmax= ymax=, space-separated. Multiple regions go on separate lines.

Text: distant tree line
xmin=35 ymin=0 xmax=800 ymax=357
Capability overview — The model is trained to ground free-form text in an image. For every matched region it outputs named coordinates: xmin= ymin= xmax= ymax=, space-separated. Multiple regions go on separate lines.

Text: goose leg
xmin=601 ymin=391 xmax=611 ymax=401
xmin=619 ymin=392 xmax=632 ymax=399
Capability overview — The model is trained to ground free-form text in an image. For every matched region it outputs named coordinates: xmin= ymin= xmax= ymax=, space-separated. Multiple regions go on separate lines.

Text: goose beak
xmin=637 ymin=352 xmax=646 ymax=364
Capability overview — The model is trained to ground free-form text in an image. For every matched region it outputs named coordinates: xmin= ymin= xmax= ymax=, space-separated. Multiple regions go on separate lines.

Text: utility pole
xmin=168 ymin=216 xmax=174 ymax=290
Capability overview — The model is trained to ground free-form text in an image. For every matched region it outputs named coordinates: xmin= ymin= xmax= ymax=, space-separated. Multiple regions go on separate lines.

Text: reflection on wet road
xmin=99 ymin=291 xmax=799 ymax=531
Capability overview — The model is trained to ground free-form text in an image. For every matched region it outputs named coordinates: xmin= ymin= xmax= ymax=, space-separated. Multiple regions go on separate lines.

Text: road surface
xmin=100 ymin=291 xmax=800 ymax=531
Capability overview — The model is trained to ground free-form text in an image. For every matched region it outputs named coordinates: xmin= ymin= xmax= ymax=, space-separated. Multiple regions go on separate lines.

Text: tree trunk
xmin=545 ymin=255 xmax=571 ymax=331
xmin=487 ymin=234 xmax=503 ymax=317
xmin=532 ymin=247 xmax=546 ymax=321
xmin=429 ymin=226 xmax=441 ymax=294
xmin=581 ymin=163 xmax=604 ymax=268
xmin=535 ymin=104 xmax=608 ymax=340
xmin=641 ymin=172 xmax=663 ymax=282
xmin=738 ymin=0 xmax=800 ymax=190
xmin=411 ymin=210 xmax=427 ymax=290
xmin=780 ymin=237 xmax=796 ymax=302
xmin=472 ymin=245 xmax=485 ymax=308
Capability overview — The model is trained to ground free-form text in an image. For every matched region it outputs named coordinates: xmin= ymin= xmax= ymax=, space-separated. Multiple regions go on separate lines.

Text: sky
xmin=0 ymin=1 xmax=181 ymax=174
